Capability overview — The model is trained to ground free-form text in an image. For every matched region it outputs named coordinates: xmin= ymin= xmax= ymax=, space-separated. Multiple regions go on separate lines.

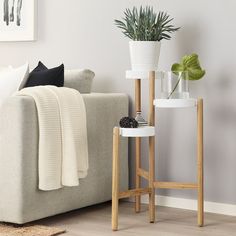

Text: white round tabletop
xmin=119 ymin=126 xmax=155 ymax=137
xmin=154 ymin=99 xmax=197 ymax=108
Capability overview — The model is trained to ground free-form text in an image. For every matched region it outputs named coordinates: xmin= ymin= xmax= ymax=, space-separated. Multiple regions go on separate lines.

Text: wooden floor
xmin=38 ymin=202 xmax=236 ymax=236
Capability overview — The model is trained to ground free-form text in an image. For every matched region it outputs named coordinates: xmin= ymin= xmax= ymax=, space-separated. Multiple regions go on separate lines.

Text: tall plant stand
xmin=111 ymin=71 xmax=204 ymax=230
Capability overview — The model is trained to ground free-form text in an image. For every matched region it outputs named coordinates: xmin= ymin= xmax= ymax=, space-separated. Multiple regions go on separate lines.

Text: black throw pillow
xmin=33 ymin=61 xmax=48 ymax=72
xmin=24 ymin=61 xmax=64 ymax=88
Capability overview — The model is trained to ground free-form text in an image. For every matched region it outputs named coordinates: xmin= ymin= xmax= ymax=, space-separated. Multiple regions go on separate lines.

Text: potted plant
xmin=161 ymin=53 xmax=206 ymax=99
xmin=115 ymin=6 xmax=180 ymax=71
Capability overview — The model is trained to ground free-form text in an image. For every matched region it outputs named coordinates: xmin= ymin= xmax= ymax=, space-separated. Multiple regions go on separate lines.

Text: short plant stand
xmin=112 ymin=126 xmax=155 ymax=231
xmin=111 ymin=71 xmax=204 ymax=230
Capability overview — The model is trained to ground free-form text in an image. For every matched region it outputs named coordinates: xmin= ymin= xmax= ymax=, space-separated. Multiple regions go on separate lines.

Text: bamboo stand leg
xmin=135 ymin=137 xmax=141 ymax=212
xmin=135 ymin=79 xmax=141 ymax=213
xmin=148 ymin=72 xmax=155 ymax=223
xmin=197 ymin=98 xmax=204 ymax=227
xmin=112 ymin=127 xmax=120 ymax=231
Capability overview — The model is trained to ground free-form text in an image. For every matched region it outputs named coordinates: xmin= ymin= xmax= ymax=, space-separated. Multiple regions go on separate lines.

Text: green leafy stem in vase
xmin=168 ymin=53 xmax=206 ymax=99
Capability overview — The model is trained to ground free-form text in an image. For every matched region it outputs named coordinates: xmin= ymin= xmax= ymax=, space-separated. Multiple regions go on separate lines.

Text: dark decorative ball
xmin=119 ymin=117 xmax=138 ymax=128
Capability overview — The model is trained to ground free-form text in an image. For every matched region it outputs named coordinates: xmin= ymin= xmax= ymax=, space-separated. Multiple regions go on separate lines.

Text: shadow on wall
xmin=176 ymin=23 xmax=203 ymax=56
xmin=210 ymin=71 xmax=236 ymax=123
xmin=176 ymin=22 xmax=236 ymax=202
xmin=93 ymin=75 xmax=115 ymax=93
xmin=156 ymin=23 xmax=202 ymax=196
xmin=156 ymin=109 xmax=175 ymax=180
xmin=204 ymin=69 xmax=236 ymax=202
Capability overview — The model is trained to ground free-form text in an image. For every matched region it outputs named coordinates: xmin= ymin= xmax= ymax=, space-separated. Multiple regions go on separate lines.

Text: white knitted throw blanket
xmin=16 ymin=86 xmax=88 ymax=191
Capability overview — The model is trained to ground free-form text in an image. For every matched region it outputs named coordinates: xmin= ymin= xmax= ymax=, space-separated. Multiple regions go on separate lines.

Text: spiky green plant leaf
xmin=114 ymin=6 xmax=180 ymax=41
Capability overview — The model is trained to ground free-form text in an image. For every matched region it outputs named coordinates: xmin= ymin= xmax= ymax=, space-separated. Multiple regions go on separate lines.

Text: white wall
xmin=0 ymin=0 xmax=236 ymax=205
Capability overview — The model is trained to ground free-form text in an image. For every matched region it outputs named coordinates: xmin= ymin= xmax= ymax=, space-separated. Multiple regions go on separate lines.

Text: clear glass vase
xmin=161 ymin=71 xmax=189 ymax=99
xmin=135 ymin=111 xmax=148 ymax=126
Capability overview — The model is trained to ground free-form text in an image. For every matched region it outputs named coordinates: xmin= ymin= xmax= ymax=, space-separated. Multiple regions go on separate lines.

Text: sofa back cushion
xmin=64 ymin=69 xmax=95 ymax=93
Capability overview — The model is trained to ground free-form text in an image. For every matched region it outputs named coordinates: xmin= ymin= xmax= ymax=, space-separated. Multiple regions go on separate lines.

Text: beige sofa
xmin=0 ymin=92 xmax=128 ymax=224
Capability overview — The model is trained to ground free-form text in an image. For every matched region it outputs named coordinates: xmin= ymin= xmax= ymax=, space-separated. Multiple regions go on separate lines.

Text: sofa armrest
xmin=0 ymin=96 xmax=37 ymax=222
xmin=0 ymin=92 xmax=128 ymax=223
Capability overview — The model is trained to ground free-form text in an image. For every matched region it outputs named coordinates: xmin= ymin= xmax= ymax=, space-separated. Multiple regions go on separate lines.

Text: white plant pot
xmin=129 ymin=41 xmax=161 ymax=71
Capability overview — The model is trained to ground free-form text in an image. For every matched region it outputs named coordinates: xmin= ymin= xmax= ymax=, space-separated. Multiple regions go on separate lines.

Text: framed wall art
xmin=0 ymin=0 xmax=37 ymax=41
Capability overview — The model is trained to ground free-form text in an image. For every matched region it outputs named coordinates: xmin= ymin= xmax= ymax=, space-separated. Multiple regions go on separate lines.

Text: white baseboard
xmin=128 ymin=195 xmax=236 ymax=217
